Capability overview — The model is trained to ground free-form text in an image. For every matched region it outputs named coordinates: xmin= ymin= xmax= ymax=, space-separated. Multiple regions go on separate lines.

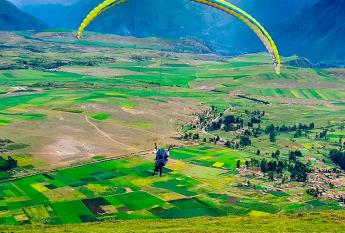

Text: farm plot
xmin=327 ymin=132 xmax=345 ymax=142
xmin=247 ymin=88 xmax=344 ymax=101
xmin=170 ymin=145 xmax=254 ymax=169
xmin=0 ymin=145 xmax=342 ymax=225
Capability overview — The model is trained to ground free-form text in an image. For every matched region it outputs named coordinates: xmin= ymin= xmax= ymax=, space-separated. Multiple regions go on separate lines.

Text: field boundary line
xmin=0 ymin=149 xmax=153 ymax=183
xmin=0 ymin=145 xmax=189 ymax=183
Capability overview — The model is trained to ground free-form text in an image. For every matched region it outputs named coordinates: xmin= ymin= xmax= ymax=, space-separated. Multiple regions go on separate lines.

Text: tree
xmin=265 ymin=124 xmax=275 ymax=134
xmin=192 ymin=133 xmax=200 ymax=140
xmin=294 ymin=129 xmax=302 ymax=138
xmin=268 ymin=161 xmax=277 ymax=172
xmin=329 ymin=149 xmax=345 ymax=170
xmin=237 ymin=160 xmax=241 ymax=169
xmin=224 ymin=140 xmax=231 ymax=147
xmin=251 ymin=159 xmax=260 ymax=167
xmin=272 ymin=150 xmax=280 ymax=159
xmin=256 ymin=150 xmax=261 ymax=156
xmin=240 ymin=136 xmax=251 ymax=147
xmin=277 ymin=161 xmax=285 ymax=174
xmin=295 ymin=150 xmax=303 ymax=157
xmin=244 ymin=130 xmax=252 ymax=136
xmin=269 ymin=131 xmax=276 ymax=143
xmin=0 ymin=156 xmax=18 ymax=171
xmin=250 ymin=117 xmax=261 ymax=124
xmin=309 ymin=123 xmax=315 ymax=130
xmin=290 ymin=161 xmax=309 ymax=182
xmin=307 ymin=188 xmax=321 ymax=198
xmin=289 ymin=152 xmax=296 ymax=161
xmin=260 ymin=159 xmax=268 ymax=173
xmin=319 ymin=129 xmax=328 ymax=139
xmin=289 ymin=150 xmax=302 ymax=161
xmin=208 ymin=121 xmax=221 ymax=131
xmin=6 ymin=156 xmax=17 ymax=169
xmin=339 ymin=137 xmax=344 ymax=150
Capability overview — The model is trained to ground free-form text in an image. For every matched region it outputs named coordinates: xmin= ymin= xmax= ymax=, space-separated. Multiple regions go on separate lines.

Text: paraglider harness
xmin=153 ymin=144 xmax=170 ymax=177
xmin=155 ymin=149 xmax=167 ymax=167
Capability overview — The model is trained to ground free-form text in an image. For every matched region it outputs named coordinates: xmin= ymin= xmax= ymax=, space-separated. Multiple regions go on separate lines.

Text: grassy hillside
xmin=0 ymin=211 xmax=344 ymax=233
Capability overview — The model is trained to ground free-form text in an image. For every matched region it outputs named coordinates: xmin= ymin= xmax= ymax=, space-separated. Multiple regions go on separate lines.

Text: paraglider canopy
xmin=77 ymin=0 xmax=281 ymax=74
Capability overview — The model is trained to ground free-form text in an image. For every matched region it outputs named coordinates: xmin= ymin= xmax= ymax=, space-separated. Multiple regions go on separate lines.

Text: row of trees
xmin=264 ymin=122 xmax=315 ymax=142
xmin=207 ymin=114 xmax=245 ymax=132
xmin=316 ymin=129 xmax=328 ymax=139
xmin=183 ymin=132 xmax=200 ymax=140
xmin=0 ymin=156 xmax=18 ymax=171
xmin=237 ymin=95 xmax=270 ymax=105
xmin=224 ymin=136 xmax=252 ymax=149
xmin=257 ymin=158 xmax=310 ymax=182
xmin=265 ymin=123 xmax=315 ymax=134
xmin=0 ymin=139 xmax=18 ymax=172
xmin=244 ymin=110 xmax=265 ymax=116
xmin=207 ymin=110 xmax=264 ymax=133
xmin=329 ymin=149 xmax=345 ymax=170
xmin=238 ymin=149 xmax=309 ymax=182
xmin=0 ymin=139 xmax=14 ymax=154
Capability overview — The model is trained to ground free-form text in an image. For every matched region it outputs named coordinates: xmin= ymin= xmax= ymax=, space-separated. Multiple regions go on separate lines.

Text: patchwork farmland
xmin=0 ymin=31 xmax=344 ymax=230
xmin=0 ymin=145 xmax=342 ymax=225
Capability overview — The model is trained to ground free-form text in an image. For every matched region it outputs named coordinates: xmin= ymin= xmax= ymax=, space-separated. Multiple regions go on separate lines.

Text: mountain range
xmin=277 ymin=0 xmax=345 ymax=64
xmin=20 ymin=0 xmax=318 ymax=54
xmin=2 ymin=0 xmax=345 ymax=64
xmin=0 ymin=0 xmax=45 ymax=31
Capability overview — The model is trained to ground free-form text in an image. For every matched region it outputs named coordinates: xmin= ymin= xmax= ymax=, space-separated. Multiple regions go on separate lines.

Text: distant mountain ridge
xmin=0 ymin=0 xmax=46 ymax=31
xmin=276 ymin=0 xmax=345 ymax=63
xmin=19 ymin=0 xmax=345 ymax=64
xmin=21 ymin=0 xmax=315 ymax=51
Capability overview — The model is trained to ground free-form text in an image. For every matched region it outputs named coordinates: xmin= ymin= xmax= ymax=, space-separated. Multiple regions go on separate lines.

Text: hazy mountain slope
xmin=209 ymin=0 xmax=318 ymax=53
xmin=0 ymin=0 xmax=46 ymax=30
xmin=21 ymin=0 xmax=316 ymax=56
xmin=277 ymin=0 xmax=345 ymax=63
xmin=22 ymin=1 xmax=102 ymax=29
xmin=22 ymin=0 xmax=219 ymax=38
xmin=21 ymin=0 xmax=315 ymax=38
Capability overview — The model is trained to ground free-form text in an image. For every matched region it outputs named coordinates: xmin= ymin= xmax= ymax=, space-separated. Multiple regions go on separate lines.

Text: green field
xmin=0 ymin=31 xmax=344 ymax=230
xmin=0 ymin=145 xmax=342 ymax=225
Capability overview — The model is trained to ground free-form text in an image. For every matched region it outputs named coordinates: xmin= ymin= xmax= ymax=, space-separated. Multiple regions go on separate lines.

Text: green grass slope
xmin=0 ymin=211 xmax=344 ymax=233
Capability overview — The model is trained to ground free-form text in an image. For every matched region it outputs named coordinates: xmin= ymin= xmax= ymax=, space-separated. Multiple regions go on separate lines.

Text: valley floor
xmin=0 ymin=31 xmax=344 ymax=230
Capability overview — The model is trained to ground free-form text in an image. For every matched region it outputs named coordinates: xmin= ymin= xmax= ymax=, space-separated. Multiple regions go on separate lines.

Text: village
xmin=181 ymin=97 xmax=345 ymax=206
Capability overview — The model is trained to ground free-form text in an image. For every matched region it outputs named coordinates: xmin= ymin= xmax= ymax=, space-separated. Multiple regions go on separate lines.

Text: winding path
xmin=85 ymin=115 xmax=136 ymax=150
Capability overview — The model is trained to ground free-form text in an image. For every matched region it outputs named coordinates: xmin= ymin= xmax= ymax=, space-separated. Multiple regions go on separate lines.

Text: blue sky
xmin=9 ymin=0 xmax=78 ymax=6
